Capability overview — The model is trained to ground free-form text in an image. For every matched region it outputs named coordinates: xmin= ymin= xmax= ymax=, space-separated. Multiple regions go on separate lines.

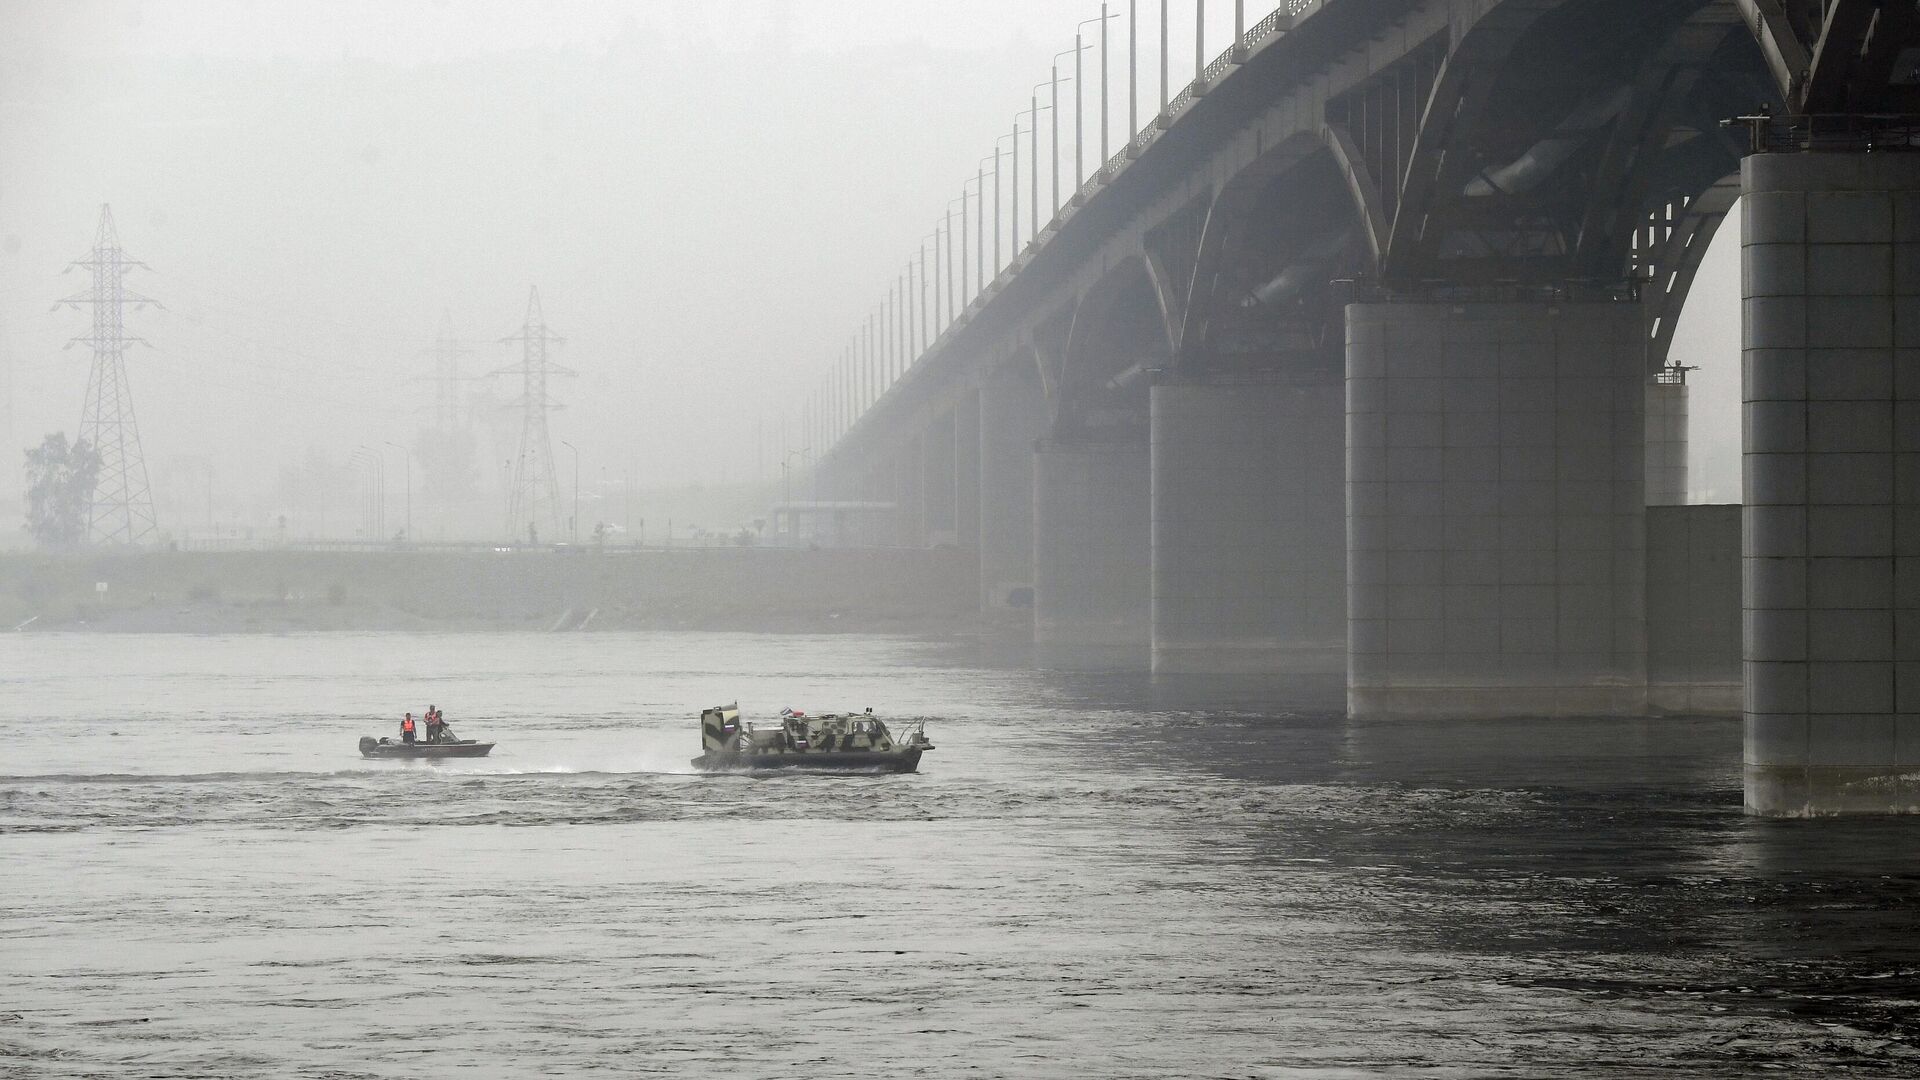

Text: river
xmin=3 ymin=631 xmax=1918 ymax=1077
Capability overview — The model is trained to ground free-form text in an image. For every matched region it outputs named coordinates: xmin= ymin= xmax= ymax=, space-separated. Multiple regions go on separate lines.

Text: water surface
xmin=4 ymin=632 xmax=1918 ymax=1077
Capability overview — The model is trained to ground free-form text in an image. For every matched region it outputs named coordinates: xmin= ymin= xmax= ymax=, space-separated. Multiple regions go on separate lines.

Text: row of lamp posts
xmin=795 ymin=1 xmax=1250 ymax=466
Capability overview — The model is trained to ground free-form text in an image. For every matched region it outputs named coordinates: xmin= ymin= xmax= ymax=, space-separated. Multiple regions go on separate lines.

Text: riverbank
xmin=0 ymin=548 xmax=998 ymax=635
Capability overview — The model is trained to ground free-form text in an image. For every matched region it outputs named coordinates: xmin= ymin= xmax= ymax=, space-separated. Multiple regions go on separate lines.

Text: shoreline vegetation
xmin=0 ymin=548 xmax=1002 ymax=636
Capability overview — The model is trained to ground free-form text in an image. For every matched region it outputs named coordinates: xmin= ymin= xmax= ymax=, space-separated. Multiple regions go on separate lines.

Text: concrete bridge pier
xmin=978 ymin=365 xmax=1047 ymax=609
xmin=1645 ymin=374 xmax=1689 ymax=507
xmin=922 ymin=410 xmax=957 ymax=546
xmin=954 ymin=390 xmax=981 ymax=550
xmin=1149 ymin=375 xmax=1347 ymax=706
xmin=1742 ymin=151 xmax=1920 ymax=816
xmin=892 ymin=435 xmax=925 ymax=547
xmin=1345 ymin=300 xmax=1648 ymax=718
xmin=1033 ymin=438 xmax=1151 ymax=668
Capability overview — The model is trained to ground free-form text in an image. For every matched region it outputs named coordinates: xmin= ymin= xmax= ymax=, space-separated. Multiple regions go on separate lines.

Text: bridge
xmin=797 ymin=0 xmax=1920 ymax=816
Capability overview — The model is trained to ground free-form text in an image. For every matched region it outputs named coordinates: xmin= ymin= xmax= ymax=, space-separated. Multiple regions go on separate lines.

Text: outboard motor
xmin=358 ymin=736 xmax=378 ymax=755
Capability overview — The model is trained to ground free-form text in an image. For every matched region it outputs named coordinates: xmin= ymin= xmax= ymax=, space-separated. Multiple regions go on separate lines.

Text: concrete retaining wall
xmin=0 ymin=547 xmax=981 ymax=632
xmin=1646 ymin=504 xmax=1741 ymax=715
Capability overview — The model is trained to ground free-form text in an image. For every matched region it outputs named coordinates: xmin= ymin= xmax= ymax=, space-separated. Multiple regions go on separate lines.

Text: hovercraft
xmin=691 ymin=704 xmax=931 ymax=772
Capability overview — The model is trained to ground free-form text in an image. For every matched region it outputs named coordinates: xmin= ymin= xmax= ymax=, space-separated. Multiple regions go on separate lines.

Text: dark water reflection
xmin=3 ymin=632 xmax=1918 ymax=1076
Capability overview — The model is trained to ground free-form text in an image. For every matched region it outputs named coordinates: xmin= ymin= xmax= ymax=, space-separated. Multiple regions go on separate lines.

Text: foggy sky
xmin=0 ymin=0 xmax=1743 ymax=536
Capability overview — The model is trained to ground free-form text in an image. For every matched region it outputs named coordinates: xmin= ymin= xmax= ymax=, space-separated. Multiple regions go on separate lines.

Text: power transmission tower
xmin=59 ymin=204 xmax=159 ymax=545
xmin=427 ymin=308 xmax=474 ymax=432
xmin=493 ymin=286 xmax=573 ymax=543
xmin=416 ymin=310 xmax=479 ymax=539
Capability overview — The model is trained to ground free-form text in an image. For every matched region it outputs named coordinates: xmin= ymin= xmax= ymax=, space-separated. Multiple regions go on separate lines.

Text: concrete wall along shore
xmin=1646 ymin=505 xmax=1742 ymax=715
xmin=0 ymin=548 xmax=981 ymax=632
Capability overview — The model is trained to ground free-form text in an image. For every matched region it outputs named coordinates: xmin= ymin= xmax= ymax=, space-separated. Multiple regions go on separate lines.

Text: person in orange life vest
xmin=423 ymin=706 xmax=442 ymax=744
xmin=401 ymin=713 xmax=417 ymax=744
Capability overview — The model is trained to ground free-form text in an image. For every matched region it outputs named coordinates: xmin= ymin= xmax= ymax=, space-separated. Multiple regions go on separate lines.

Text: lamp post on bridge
xmin=959 ymin=176 xmax=982 ymax=308
xmin=1195 ymin=0 xmax=1205 ymax=84
xmin=1069 ymin=24 xmax=1094 ymax=190
xmin=942 ymin=204 xmax=955 ymax=331
xmin=843 ymin=342 xmax=852 ymax=436
xmin=920 ymin=234 xmax=935 ymax=354
xmin=1129 ymin=1 xmax=1138 ymax=153
xmin=930 ymin=223 xmax=944 ymax=337
xmin=985 ymin=142 xmax=1011 ymax=279
xmin=1050 ymin=49 xmax=1078 ymax=212
xmin=1016 ymin=102 xmax=1050 ymax=249
xmin=849 ymin=340 xmax=857 ymax=432
xmin=973 ymin=162 xmax=989 ymax=294
xmin=950 ymin=193 xmax=971 ymax=313
xmin=1159 ymin=0 xmax=1169 ymax=118
xmin=1008 ymin=121 xmax=1023 ymax=253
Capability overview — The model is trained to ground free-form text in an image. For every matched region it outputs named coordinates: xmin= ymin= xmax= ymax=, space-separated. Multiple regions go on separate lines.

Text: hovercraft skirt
xmin=692 ymin=748 xmax=922 ymax=773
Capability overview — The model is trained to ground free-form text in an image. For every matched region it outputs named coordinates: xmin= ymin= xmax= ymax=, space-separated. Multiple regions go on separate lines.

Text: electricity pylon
xmin=426 ymin=308 xmax=474 ymax=432
xmin=416 ymin=310 xmax=479 ymax=539
xmin=493 ymin=286 xmax=573 ymax=543
xmin=59 ymin=204 xmax=159 ymax=545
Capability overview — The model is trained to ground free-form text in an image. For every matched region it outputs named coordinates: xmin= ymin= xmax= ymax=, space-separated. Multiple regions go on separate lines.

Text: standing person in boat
xmin=423 ymin=705 xmax=443 ymax=744
xmin=401 ymin=712 xmax=417 ymax=744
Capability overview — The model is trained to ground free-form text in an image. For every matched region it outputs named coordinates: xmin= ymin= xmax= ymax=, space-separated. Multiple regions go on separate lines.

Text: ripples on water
xmin=3 ymin=632 xmax=1919 ymax=1077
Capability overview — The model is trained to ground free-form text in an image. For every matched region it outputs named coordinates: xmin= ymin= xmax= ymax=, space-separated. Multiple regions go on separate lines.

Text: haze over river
xmin=4 ymin=632 xmax=1919 ymax=1077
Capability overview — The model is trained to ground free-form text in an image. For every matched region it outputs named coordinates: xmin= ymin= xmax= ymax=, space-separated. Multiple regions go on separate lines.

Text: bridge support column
xmin=1150 ymin=377 xmax=1346 ymax=704
xmin=923 ymin=410 xmax=957 ymax=546
xmin=1742 ymin=152 xmax=1920 ymax=816
xmin=979 ymin=365 xmax=1047 ymax=609
xmin=1034 ymin=440 xmax=1150 ymax=668
xmin=955 ymin=390 xmax=981 ymax=549
xmin=894 ymin=435 xmax=925 ymax=547
xmin=1345 ymin=301 xmax=1647 ymax=718
xmin=1646 ymin=375 xmax=1689 ymax=506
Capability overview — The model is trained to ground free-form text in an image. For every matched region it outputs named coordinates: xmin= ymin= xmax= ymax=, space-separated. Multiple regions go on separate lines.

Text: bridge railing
xmin=1010 ymin=5 xmax=1307 ymax=297
xmin=828 ymin=2 xmax=1331 ymax=458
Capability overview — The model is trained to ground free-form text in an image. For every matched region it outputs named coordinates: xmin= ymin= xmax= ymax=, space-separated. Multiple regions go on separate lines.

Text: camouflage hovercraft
xmin=693 ymin=704 xmax=932 ymax=772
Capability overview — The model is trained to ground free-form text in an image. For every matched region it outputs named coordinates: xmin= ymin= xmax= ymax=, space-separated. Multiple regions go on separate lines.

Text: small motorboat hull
xmin=692 ymin=747 xmax=922 ymax=773
xmin=359 ymin=736 xmax=494 ymax=759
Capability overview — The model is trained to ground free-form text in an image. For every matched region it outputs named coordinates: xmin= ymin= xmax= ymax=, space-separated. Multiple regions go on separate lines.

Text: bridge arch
xmin=1052 ymin=254 xmax=1170 ymax=442
xmin=1379 ymin=0 xmax=1773 ymax=292
xmin=1168 ymin=134 xmax=1375 ymax=381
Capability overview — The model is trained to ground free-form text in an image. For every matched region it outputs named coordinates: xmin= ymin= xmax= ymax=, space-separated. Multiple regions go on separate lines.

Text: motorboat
xmin=358 ymin=735 xmax=494 ymax=759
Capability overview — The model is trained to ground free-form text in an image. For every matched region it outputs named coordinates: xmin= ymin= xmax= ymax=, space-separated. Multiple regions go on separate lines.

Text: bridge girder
xmin=1740 ymin=0 xmax=1920 ymax=112
xmin=822 ymin=0 xmax=1920 ymax=474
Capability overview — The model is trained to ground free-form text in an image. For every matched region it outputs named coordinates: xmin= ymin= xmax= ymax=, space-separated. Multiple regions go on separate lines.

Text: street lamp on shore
xmin=351 ymin=445 xmax=385 ymax=542
xmin=383 ymin=441 xmax=411 ymax=543
xmin=781 ymin=447 xmax=811 ymax=542
xmin=560 ymin=439 xmax=579 ymax=543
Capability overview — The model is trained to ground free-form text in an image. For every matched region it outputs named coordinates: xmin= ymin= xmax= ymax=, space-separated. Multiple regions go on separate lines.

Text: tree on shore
xmin=24 ymin=433 xmax=101 ymax=548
